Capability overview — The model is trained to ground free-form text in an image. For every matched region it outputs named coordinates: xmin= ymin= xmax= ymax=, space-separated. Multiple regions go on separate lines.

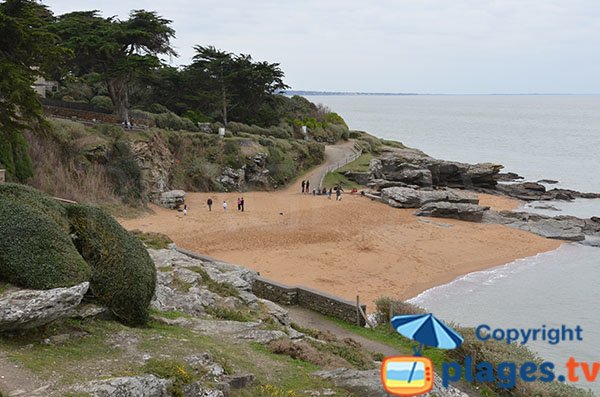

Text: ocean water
xmin=305 ymin=95 xmax=600 ymax=394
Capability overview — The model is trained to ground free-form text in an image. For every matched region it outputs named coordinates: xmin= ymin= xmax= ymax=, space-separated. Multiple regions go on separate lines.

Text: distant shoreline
xmin=286 ymin=90 xmax=600 ymax=96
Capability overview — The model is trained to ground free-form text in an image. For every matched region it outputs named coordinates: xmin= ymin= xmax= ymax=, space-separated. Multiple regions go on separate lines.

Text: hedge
xmin=0 ymin=198 xmax=91 ymax=289
xmin=0 ymin=183 xmax=70 ymax=231
xmin=67 ymin=204 xmax=156 ymax=325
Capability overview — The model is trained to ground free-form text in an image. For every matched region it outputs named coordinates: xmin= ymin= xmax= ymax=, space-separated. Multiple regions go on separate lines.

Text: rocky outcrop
xmin=149 ymin=249 xmax=268 ymax=320
xmin=482 ymin=211 xmax=600 ymax=241
xmin=73 ymin=375 xmax=170 ymax=397
xmin=0 ymin=282 xmax=89 ymax=332
xmin=131 ymin=135 xmax=174 ymax=199
xmin=371 ymin=149 xmax=502 ymax=190
xmin=314 ymin=368 xmax=468 ymax=397
xmin=245 ymin=153 xmax=275 ymax=189
xmin=380 ymin=187 xmax=479 ymax=209
xmin=157 ymin=190 xmax=185 ymax=209
xmin=217 ymin=167 xmax=246 ymax=192
xmin=417 ymin=202 xmax=490 ymax=222
xmin=496 ymin=183 xmax=600 ymax=201
xmin=343 ymin=171 xmax=371 ymax=186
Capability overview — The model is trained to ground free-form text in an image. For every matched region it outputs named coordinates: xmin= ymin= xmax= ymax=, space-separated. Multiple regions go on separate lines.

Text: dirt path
xmin=287 ymin=306 xmax=402 ymax=357
xmin=285 ymin=140 xmax=358 ymax=194
xmin=0 ymin=353 xmax=45 ymax=396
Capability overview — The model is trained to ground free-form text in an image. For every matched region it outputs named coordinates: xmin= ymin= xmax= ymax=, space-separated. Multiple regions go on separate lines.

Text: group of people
xmin=203 ymin=197 xmax=244 ymax=212
xmin=301 ymin=179 xmax=311 ymax=194
xmin=302 ymin=181 xmax=345 ymax=201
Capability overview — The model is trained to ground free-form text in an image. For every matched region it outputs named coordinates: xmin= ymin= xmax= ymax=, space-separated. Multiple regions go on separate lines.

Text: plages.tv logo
xmin=380 ymin=313 xmax=464 ymax=396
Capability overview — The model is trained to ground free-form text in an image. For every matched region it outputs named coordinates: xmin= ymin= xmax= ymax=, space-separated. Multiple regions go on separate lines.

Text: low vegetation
xmin=130 ymin=230 xmax=173 ymax=250
xmin=67 ymin=204 xmax=156 ymax=325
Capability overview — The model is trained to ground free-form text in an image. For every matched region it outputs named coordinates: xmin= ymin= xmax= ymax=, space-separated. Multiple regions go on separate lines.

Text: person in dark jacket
xmin=207 ymin=197 xmax=213 ymax=211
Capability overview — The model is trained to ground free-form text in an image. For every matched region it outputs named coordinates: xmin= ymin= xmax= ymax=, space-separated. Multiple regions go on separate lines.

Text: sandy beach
xmin=121 ymin=173 xmax=561 ymax=310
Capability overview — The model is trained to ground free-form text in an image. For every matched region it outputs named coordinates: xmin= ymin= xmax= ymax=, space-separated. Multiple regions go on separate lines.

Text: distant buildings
xmin=32 ymin=75 xmax=58 ymax=98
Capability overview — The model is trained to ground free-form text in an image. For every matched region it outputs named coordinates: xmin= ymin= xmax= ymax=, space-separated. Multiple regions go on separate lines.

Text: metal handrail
xmin=318 ymin=148 xmax=363 ymax=189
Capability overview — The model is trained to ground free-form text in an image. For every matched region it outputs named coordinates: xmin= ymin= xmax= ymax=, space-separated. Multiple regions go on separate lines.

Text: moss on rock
xmin=66 ymin=204 xmax=156 ymax=325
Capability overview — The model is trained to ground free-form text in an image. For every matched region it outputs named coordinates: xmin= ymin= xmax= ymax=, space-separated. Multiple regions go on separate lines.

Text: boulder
xmin=482 ymin=211 xmax=587 ymax=241
xmin=73 ymin=375 xmax=169 ymax=397
xmin=380 ymin=187 xmax=479 ymax=209
xmin=416 ymin=202 xmax=490 ymax=222
xmin=259 ymin=298 xmax=291 ymax=326
xmin=497 ymin=183 xmax=600 ymax=201
xmin=0 ymin=282 xmax=89 ymax=332
xmin=181 ymin=382 xmax=225 ymax=397
xmin=157 ymin=190 xmax=185 ymax=209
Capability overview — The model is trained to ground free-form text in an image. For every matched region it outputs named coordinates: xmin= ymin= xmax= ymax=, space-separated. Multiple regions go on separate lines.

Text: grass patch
xmin=171 ymin=274 xmax=193 ymax=292
xmin=336 ymin=152 xmax=373 ymax=173
xmin=150 ymin=309 xmax=192 ymax=320
xmin=130 ymin=230 xmax=173 ymax=250
xmin=142 ymin=358 xmax=193 ymax=397
xmin=188 ymin=266 xmax=240 ymax=297
xmin=206 ymin=306 xmax=255 ymax=322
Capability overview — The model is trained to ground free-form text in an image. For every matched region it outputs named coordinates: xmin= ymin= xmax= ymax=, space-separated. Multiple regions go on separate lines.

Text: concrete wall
xmin=253 ymin=276 xmax=367 ymax=326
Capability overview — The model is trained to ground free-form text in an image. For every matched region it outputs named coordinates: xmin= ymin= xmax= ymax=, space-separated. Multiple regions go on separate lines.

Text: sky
xmin=42 ymin=0 xmax=600 ymax=94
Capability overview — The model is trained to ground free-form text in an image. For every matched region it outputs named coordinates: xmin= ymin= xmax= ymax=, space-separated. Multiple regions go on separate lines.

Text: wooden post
xmin=389 ymin=303 xmax=394 ymax=332
xmin=356 ymin=295 xmax=360 ymax=326
xmin=0 ymin=169 xmax=5 ymax=184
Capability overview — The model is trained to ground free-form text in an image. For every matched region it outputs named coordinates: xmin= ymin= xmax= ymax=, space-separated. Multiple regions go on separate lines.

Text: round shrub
xmin=0 ymin=183 xmax=69 ymax=231
xmin=66 ymin=204 xmax=156 ymax=325
xmin=0 ymin=198 xmax=92 ymax=289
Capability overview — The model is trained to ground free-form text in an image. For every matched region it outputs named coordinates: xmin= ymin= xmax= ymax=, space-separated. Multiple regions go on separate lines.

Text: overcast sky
xmin=42 ymin=0 xmax=600 ymax=94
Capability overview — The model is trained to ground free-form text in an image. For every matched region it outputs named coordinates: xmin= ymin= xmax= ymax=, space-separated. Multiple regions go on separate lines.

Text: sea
xmin=304 ymin=94 xmax=600 ymax=394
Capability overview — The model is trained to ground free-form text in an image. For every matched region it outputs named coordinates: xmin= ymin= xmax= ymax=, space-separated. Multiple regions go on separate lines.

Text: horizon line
xmin=285 ymin=90 xmax=600 ymax=96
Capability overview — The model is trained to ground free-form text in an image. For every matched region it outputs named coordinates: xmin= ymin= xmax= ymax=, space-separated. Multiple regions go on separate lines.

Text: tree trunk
xmin=107 ymin=78 xmax=130 ymax=125
xmin=221 ymin=80 xmax=228 ymax=127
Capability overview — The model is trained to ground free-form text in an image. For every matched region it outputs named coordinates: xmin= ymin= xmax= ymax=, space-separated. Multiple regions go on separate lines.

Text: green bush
xmin=153 ymin=112 xmax=198 ymax=131
xmin=0 ymin=183 xmax=70 ymax=231
xmin=0 ymin=198 xmax=91 ymax=289
xmin=90 ymin=95 xmax=114 ymax=112
xmin=67 ymin=204 xmax=156 ymax=325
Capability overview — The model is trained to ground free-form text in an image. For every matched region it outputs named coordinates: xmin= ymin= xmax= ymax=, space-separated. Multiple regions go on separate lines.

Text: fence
xmin=40 ymin=97 xmax=112 ymax=114
xmin=318 ymin=147 xmax=363 ymax=189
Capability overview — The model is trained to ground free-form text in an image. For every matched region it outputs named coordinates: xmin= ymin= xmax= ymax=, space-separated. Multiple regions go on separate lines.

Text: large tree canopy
xmin=186 ymin=45 xmax=289 ymax=126
xmin=0 ymin=0 xmax=63 ymax=181
xmin=53 ymin=9 xmax=176 ymax=123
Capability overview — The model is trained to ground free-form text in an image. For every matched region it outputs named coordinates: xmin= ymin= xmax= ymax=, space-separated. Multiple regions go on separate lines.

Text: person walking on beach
xmin=241 ymin=197 xmax=245 ymax=212
xmin=305 ymin=180 xmax=310 ymax=194
xmin=328 ymin=187 xmax=333 ymax=199
xmin=237 ymin=197 xmax=241 ymax=211
xmin=223 ymin=200 xmax=228 ymax=211
xmin=336 ymin=184 xmax=344 ymax=201
xmin=301 ymin=180 xmax=306 ymax=193
xmin=183 ymin=203 xmax=188 ymax=216
xmin=207 ymin=197 xmax=213 ymax=211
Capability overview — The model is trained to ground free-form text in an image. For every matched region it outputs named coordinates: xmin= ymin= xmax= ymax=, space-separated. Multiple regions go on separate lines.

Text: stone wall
xmin=253 ymin=276 xmax=367 ymax=326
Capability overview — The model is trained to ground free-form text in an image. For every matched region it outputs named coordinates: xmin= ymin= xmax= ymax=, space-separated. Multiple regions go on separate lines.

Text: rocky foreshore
xmin=352 ymin=147 xmax=600 ymax=244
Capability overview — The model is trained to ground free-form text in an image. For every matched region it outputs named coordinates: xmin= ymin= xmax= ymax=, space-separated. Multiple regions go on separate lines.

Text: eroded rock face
xmin=0 ymin=282 xmax=89 ymax=332
xmin=217 ymin=167 xmax=246 ymax=192
xmin=380 ymin=187 xmax=479 ymax=209
xmin=131 ymin=136 xmax=174 ymax=199
xmin=149 ymin=249 xmax=260 ymax=317
xmin=371 ymin=149 xmax=502 ymax=190
xmin=73 ymin=375 xmax=170 ymax=397
xmin=416 ymin=202 xmax=490 ymax=222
